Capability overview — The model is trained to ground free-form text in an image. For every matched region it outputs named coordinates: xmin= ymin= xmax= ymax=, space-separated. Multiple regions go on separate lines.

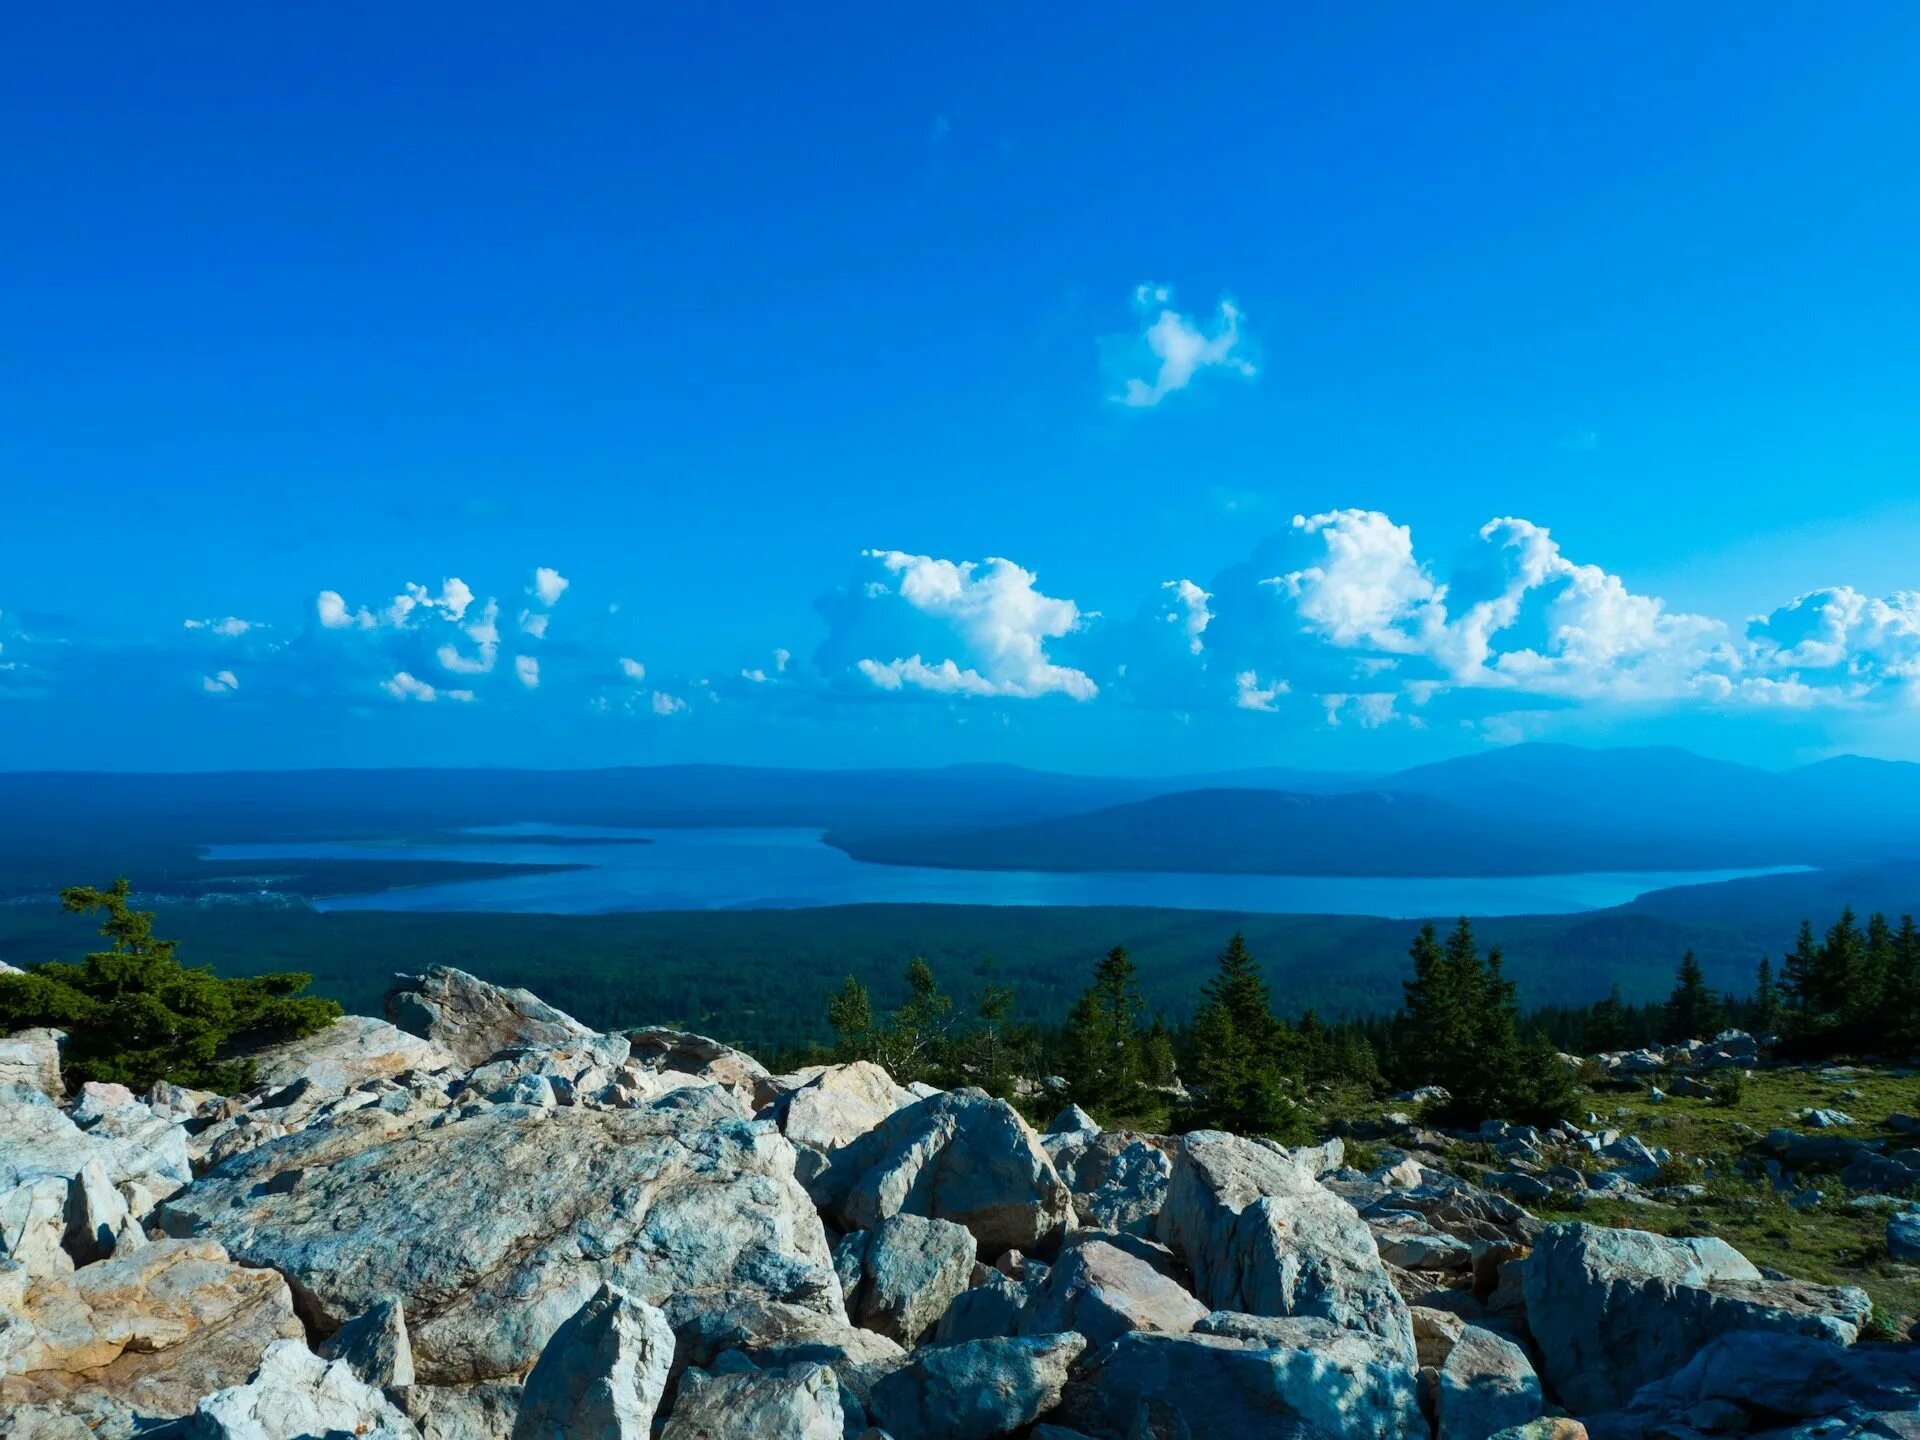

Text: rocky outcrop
xmin=1 ymin=1084 xmax=192 ymax=1209
xmin=189 ymin=1337 xmax=421 ymax=1440
xmin=245 ymin=1015 xmax=457 ymax=1093
xmin=160 ymin=1100 xmax=843 ymax=1385
xmin=1523 ymin=1222 xmax=1872 ymax=1413
xmin=9 ymin=965 xmax=1918 ymax=1440
xmin=385 ymin=967 xmax=593 ymax=1066
xmin=1156 ymin=1130 xmax=1414 ymax=1365
xmin=837 ymin=1213 xmax=976 ymax=1346
xmin=819 ymin=1089 xmax=1073 ymax=1257
xmin=512 ymin=1285 xmax=674 ymax=1440
xmin=628 ymin=1028 xmax=771 ymax=1105
xmin=869 ymin=1332 xmax=1085 ymax=1440
xmin=1 ymin=1239 xmax=306 ymax=1420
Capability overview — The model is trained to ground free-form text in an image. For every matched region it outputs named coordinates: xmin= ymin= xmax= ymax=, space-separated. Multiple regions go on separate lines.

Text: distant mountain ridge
xmin=3 ymin=744 xmax=1919 ymax=881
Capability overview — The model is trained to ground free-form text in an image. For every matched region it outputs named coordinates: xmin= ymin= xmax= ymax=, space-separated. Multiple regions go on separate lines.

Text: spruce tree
xmin=1664 ymin=950 xmax=1723 ymax=1043
xmin=826 ymin=975 xmax=874 ymax=1060
xmin=0 ymin=879 xmax=339 ymax=1091
xmin=1188 ymin=932 xmax=1302 ymax=1141
xmin=1885 ymin=916 xmax=1920 ymax=1052
xmin=1752 ymin=956 xmax=1780 ymax=1037
xmin=1061 ymin=945 xmax=1146 ymax=1113
xmin=1587 ymin=984 xmax=1627 ymax=1053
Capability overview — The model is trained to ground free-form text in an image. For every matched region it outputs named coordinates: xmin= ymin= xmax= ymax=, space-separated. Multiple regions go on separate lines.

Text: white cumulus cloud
xmin=1113 ymin=286 xmax=1256 ymax=408
xmin=201 ymin=670 xmax=239 ymax=694
xmin=854 ymin=550 xmax=1097 ymax=700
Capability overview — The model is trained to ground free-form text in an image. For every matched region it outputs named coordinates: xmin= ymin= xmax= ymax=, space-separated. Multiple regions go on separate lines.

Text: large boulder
xmin=659 ymin=1359 xmax=848 ymax=1440
xmin=188 ymin=1337 xmax=421 ymax=1439
xmin=838 ymin=1213 xmax=976 ymax=1346
xmin=820 ymin=1089 xmax=1073 ymax=1258
xmin=869 ymin=1332 xmax=1085 ymax=1440
xmin=1605 ymin=1331 xmax=1920 ymax=1440
xmin=1019 ymin=1238 xmax=1207 ymax=1348
xmin=159 ymin=1099 xmax=844 ymax=1386
xmin=1436 ymin=1325 xmax=1542 ymax=1440
xmin=767 ymin=1061 xmax=916 ymax=1155
xmin=243 ymin=1015 xmax=457 ymax=1093
xmin=512 ymin=1285 xmax=674 ymax=1440
xmin=385 ymin=966 xmax=593 ymax=1067
xmin=0 ymin=1028 xmax=65 ymax=1099
xmin=0 ymin=1238 xmax=305 ymax=1420
xmin=1156 ymin=1130 xmax=1414 ymax=1365
xmin=1522 ymin=1223 xmax=1872 ymax=1414
xmin=1069 ymin=1135 xmax=1173 ymax=1237
xmin=1056 ymin=1316 xmax=1422 ymax=1440
xmin=673 ymin=1296 xmax=905 ymax=1412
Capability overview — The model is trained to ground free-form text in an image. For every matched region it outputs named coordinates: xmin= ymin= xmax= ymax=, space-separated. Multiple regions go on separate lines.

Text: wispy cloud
xmin=1111 ymin=285 xmax=1256 ymax=408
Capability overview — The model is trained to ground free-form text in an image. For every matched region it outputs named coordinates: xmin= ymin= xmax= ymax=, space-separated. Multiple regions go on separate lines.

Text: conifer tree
xmin=1752 ymin=956 xmax=1780 ymax=1037
xmin=1587 ymin=983 xmax=1627 ymax=1053
xmin=1061 ymin=945 xmax=1146 ymax=1112
xmin=1664 ymin=950 xmax=1723 ymax=1043
xmin=0 ymin=879 xmax=339 ymax=1091
xmin=826 ymin=974 xmax=874 ymax=1061
xmin=1188 ymin=932 xmax=1302 ymax=1141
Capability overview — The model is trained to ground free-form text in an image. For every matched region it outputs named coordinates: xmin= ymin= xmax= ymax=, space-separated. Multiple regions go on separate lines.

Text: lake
xmin=204 ymin=825 xmax=1805 ymax=919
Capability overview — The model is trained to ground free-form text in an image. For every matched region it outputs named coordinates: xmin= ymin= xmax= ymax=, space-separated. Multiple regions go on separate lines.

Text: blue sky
xmin=4 ymin=4 xmax=1920 ymax=772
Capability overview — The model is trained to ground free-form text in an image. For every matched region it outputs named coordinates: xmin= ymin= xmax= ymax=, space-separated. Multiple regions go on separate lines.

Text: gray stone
xmin=822 ymin=1089 xmax=1073 ymax=1258
xmin=188 ymin=1337 xmax=421 ymax=1439
xmin=661 ymin=1360 xmax=847 ymax=1440
xmin=1019 ymin=1238 xmax=1206 ymax=1348
xmin=1890 ymin=1211 xmax=1920 ymax=1261
xmin=841 ymin=1213 xmax=976 ymax=1346
xmin=160 ymin=1101 xmax=843 ymax=1386
xmin=628 ymin=1027 xmax=771 ymax=1105
xmin=1156 ymin=1130 xmax=1414 ymax=1365
xmin=3 ymin=1176 xmax=74 ymax=1277
xmin=1436 ymin=1325 xmax=1542 ymax=1440
xmin=932 ymin=1267 xmax=1033 ymax=1343
xmin=869 ymin=1332 xmax=1085 ymax=1440
xmin=771 ymin=1062 xmax=916 ymax=1155
xmin=1057 ymin=1318 xmax=1422 ymax=1440
xmin=1522 ymin=1222 xmax=1872 ymax=1414
xmin=0 ymin=1028 xmax=65 ymax=1099
xmin=385 ymin=966 xmax=593 ymax=1067
xmin=1071 ymin=1136 xmax=1172 ymax=1236
xmin=0 ymin=1085 xmax=192 ymax=1209
xmin=1611 ymin=1331 xmax=1920 ymax=1439
xmin=1046 ymin=1104 xmax=1099 ymax=1137
xmin=320 ymin=1297 xmax=416 ymax=1389
xmin=61 ymin=1158 xmax=145 ymax=1266
xmin=245 ymin=1015 xmax=457 ymax=1094
xmin=0 ymin=1239 xmax=306 ymax=1421
xmin=512 ymin=1284 xmax=673 ymax=1440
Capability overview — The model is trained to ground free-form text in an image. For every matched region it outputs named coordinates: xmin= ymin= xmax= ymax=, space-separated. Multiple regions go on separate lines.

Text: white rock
xmin=190 ymin=1337 xmax=421 ymax=1439
xmin=512 ymin=1284 xmax=674 ymax=1440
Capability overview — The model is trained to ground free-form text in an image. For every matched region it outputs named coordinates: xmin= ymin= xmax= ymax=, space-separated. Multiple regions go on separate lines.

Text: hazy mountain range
xmin=5 ymin=745 xmax=1920 ymax=887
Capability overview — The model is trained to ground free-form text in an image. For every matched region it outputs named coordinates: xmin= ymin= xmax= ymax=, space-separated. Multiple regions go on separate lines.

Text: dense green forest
xmin=0 ymin=893 xmax=1818 ymax=1056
